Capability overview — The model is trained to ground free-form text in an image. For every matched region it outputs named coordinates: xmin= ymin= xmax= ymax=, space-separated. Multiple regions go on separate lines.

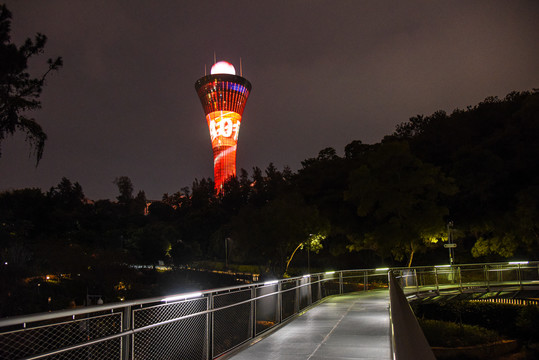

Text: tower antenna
xmin=240 ymin=57 xmax=243 ymax=77
xmin=213 ymin=51 xmax=217 ymax=64
xmin=205 ymin=64 xmax=207 ymax=76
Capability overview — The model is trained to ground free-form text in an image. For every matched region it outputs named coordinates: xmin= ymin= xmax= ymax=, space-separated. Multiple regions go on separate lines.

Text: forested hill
xmin=389 ymin=90 xmax=539 ymax=260
xmin=1 ymin=90 xmax=538 ymax=314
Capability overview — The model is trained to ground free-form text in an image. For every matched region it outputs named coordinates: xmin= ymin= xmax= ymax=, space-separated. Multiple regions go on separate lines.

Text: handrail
xmin=389 ymin=272 xmax=436 ymax=360
xmin=0 ymin=261 xmax=537 ymax=360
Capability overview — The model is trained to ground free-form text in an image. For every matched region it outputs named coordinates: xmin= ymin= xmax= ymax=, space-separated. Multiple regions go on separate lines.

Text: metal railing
xmin=1 ymin=261 xmax=537 ymax=359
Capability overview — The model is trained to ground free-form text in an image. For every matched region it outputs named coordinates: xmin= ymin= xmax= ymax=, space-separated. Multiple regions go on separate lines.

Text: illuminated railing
xmin=0 ymin=261 xmax=537 ymax=360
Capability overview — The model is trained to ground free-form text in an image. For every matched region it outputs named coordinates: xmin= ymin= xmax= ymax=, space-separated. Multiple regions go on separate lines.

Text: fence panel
xmin=0 ymin=312 xmax=121 ymax=360
xmin=133 ymin=298 xmax=207 ymax=360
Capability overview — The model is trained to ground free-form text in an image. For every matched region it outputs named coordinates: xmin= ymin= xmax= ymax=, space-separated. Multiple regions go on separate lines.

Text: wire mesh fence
xmin=133 ymin=297 xmax=208 ymax=360
xmin=1 ymin=261 xmax=537 ymax=360
xmin=0 ymin=311 xmax=122 ymax=360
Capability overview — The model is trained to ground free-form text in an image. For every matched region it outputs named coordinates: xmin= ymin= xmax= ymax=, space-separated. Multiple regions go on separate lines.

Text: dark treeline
xmin=1 ymin=90 xmax=538 ymax=316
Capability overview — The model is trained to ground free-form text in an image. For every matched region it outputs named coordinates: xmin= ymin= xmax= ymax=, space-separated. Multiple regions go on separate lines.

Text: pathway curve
xmin=226 ymin=290 xmax=391 ymax=360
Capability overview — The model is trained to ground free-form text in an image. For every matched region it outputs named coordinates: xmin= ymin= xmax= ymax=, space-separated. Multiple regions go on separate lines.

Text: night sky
xmin=1 ymin=1 xmax=538 ymax=200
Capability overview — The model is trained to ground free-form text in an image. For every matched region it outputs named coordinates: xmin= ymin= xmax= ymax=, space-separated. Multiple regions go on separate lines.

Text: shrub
xmin=418 ymin=319 xmax=500 ymax=347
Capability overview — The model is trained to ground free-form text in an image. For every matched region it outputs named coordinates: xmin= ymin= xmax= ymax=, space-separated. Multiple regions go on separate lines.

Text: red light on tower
xmin=195 ymin=61 xmax=252 ymax=192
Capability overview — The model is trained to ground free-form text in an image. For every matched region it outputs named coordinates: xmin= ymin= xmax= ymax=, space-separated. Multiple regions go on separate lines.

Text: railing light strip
xmin=161 ymin=292 xmax=202 ymax=302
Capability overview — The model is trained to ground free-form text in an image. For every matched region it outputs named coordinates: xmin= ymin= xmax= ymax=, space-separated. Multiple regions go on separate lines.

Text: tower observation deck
xmin=195 ymin=61 xmax=252 ymax=192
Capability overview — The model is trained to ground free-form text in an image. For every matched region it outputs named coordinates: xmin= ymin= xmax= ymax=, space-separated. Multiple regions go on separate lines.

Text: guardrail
xmin=1 ymin=261 xmax=537 ymax=359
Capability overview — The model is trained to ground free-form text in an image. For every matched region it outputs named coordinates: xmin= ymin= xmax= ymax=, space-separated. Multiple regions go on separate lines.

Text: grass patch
xmin=418 ymin=319 xmax=501 ymax=347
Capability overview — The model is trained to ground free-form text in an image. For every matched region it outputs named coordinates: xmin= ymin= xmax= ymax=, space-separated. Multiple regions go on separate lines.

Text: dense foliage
xmin=1 ymin=88 xmax=538 ymax=315
xmin=412 ymin=299 xmax=539 ymax=345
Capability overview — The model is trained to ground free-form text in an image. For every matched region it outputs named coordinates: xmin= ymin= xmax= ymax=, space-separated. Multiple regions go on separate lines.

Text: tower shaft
xmin=195 ymin=73 xmax=251 ymax=191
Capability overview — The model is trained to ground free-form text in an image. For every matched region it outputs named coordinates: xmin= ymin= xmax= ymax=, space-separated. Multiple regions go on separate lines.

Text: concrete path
xmin=227 ymin=290 xmax=391 ymax=360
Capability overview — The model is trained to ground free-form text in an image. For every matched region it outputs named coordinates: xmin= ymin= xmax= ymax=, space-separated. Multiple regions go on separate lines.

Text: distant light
xmin=264 ymin=280 xmax=278 ymax=286
xmin=375 ymin=268 xmax=389 ymax=272
xmin=161 ymin=292 xmax=202 ymax=302
xmin=508 ymin=261 xmax=528 ymax=265
xmin=325 ymin=271 xmax=335 ymax=275
xmin=211 ymin=61 xmax=236 ymax=75
xmin=3 ymin=262 xmax=7 ymax=265
xmin=435 ymin=265 xmax=451 ymax=268
xmin=303 ymin=274 xmax=311 ymax=278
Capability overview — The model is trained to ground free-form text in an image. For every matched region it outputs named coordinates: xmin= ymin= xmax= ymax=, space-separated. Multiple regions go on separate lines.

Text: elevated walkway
xmin=226 ymin=290 xmax=391 ymax=360
xmin=1 ymin=261 xmax=536 ymax=360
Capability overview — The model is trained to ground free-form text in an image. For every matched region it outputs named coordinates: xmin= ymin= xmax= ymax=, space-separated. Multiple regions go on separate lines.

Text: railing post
xmin=364 ymin=271 xmax=367 ymax=292
xmin=484 ymin=265 xmax=490 ymax=291
xmin=295 ymin=279 xmax=300 ymax=314
xmin=339 ymin=271 xmax=344 ymax=294
xmin=308 ymin=277 xmax=312 ymax=306
xmin=518 ymin=263 xmax=523 ymax=290
xmin=458 ymin=266 xmax=463 ymax=293
xmin=317 ymin=274 xmax=322 ymax=301
xmin=251 ymin=286 xmax=256 ymax=338
xmin=122 ymin=305 xmax=132 ymax=360
xmin=206 ymin=293 xmax=213 ymax=360
xmin=277 ymin=281 xmax=282 ymax=324
xmin=434 ymin=267 xmax=439 ymax=294
xmin=414 ymin=268 xmax=419 ymax=294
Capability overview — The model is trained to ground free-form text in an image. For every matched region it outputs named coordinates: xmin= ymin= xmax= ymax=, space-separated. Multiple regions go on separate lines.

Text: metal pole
xmin=295 ymin=279 xmax=300 ymax=314
xmin=206 ymin=294 xmax=213 ymax=360
xmin=224 ymin=238 xmax=229 ymax=269
xmin=518 ymin=263 xmax=523 ymax=290
xmin=121 ymin=306 xmax=132 ymax=360
xmin=277 ymin=281 xmax=282 ymax=324
xmin=251 ymin=287 xmax=256 ymax=338
xmin=447 ymin=221 xmax=454 ymax=265
xmin=364 ymin=271 xmax=368 ymax=292
xmin=485 ymin=265 xmax=490 ymax=291
xmin=458 ymin=266 xmax=463 ymax=293
xmin=414 ymin=268 xmax=419 ymax=294
xmin=434 ymin=267 xmax=439 ymax=294
xmin=307 ymin=243 xmax=310 ymax=274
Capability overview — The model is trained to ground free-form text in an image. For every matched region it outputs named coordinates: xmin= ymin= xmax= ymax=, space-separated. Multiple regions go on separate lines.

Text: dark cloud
xmin=1 ymin=0 xmax=538 ymax=200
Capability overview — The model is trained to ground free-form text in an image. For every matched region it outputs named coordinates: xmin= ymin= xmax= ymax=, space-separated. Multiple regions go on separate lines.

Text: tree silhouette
xmin=0 ymin=5 xmax=62 ymax=164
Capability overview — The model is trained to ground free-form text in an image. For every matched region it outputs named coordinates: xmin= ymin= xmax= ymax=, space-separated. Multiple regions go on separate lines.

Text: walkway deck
xmin=227 ymin=290 xmax=391 ymax=360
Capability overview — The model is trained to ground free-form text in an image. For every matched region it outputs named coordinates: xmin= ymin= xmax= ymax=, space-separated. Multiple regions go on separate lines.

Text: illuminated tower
xmin=195 ymin=61 xmax=252 ymax=192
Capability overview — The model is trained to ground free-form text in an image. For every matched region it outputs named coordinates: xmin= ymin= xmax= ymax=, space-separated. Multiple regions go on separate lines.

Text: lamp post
xmin=447 ymin=221 xmax=454 ymax=265
xmin=225 ymin=237 xmax=231 ymax=269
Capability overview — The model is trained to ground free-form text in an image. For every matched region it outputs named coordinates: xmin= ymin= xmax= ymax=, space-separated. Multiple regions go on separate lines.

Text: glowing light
xmin=325 ymin=271 xmax=335 ymax=275
xmin=303 ymin=274 xmax=311 ymax=278
xmin=195 ymin=67 xmax=251 ymax=191
xmin=161 ymin=292 xmax=202 ymax=302
xmin=375 ymin=268 xmax=389 ymax=272
xmin=211 ymin=61 xmax=235 ymax=75
xmin=508 ymin=261 xmax=528 ymax=265
xmin=435 ymin=265 xmax=451 ymax=268
xmin=206 ymin=110 xmax=242 ymax=189
xmin=264 ymin=280 xmax=278 ymax=286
